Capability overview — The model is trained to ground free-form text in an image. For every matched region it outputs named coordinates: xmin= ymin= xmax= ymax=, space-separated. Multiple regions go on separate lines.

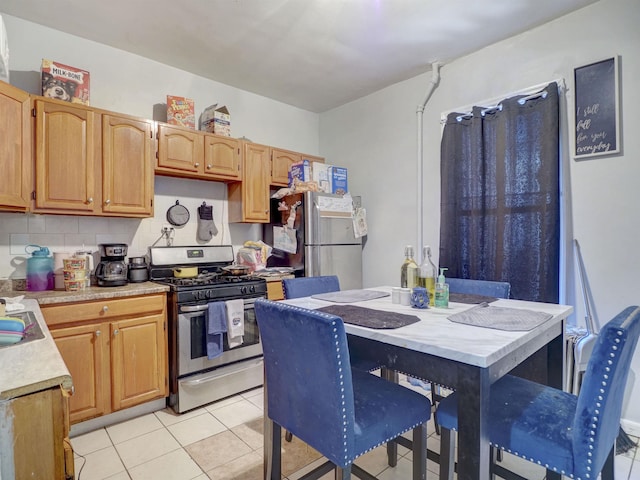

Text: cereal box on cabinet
xmin=41 ymin=59 xmax=90 ymax=105
xmin=167 ymin=95 xmax=195 ymax=129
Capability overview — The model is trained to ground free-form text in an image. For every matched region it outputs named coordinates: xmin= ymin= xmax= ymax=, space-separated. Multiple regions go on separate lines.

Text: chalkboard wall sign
xmin=574 ymin=56 xmax=620 ymax=159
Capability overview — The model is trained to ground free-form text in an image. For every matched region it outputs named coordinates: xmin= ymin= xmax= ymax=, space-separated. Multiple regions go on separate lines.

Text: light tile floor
xmin=71 ymin=378 xmax=640 ymax=480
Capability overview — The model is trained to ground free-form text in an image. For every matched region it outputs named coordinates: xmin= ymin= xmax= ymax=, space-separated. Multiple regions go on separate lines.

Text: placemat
xmin=447 ymin=303 xmax=553 ymax=331
xmin=449 ymin=292 xmax=499 ymax=304
xmin=311 ymin=289 xmax=390 ymax=303
xmin=317 ymin=305 xmax=420 ymax=329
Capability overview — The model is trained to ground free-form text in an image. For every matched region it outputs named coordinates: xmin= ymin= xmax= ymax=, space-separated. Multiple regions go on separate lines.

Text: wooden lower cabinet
xmin=0 ymin=387 xmax=73 ymax=479
xmin=44 ymin=294 xmax=168 ymax=424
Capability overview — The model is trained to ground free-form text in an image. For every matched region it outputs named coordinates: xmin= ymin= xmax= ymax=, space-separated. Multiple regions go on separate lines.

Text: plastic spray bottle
xmin=435 ymin=267 xmax=449 ymax=308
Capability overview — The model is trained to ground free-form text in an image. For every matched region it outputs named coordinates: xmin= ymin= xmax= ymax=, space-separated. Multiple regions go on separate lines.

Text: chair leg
xmin=382 ymin=367 xmax=400 ymax=467
xmin=269 ymin=422 xmax=282 ymax=480
xmin=412 ymin=423 xmax=428 ymax=480
xmin=601 ymin=444 xmax=615 ymax=480
xmin=335 ymin=465 xmax=351 ymax=480
xmin=439 ymin=427 xmax=455 ymax=480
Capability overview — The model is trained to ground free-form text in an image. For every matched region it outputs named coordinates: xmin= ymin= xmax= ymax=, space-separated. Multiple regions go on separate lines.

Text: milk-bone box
xmin=41 ymin=59 xmax=90 ymax=105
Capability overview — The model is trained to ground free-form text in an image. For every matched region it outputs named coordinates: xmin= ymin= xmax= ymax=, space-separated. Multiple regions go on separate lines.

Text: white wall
xmin=320 ymin=0 xmax=640 ymax=430
xmin=0 ymin=14 xmax=320 ymax=278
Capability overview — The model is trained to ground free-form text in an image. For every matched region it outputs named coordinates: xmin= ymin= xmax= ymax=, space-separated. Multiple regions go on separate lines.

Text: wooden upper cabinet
xmin=228 ymin=141 xmax=270 ymax=223
xmin=271 ymin=148 xmax=301 ymax=186
xmin=156 ymin=123 xmax=240 ymax=181
xmin=34 ymin=98 xmax=99 ymax=213
xmin=102 ymin=114 xmax=154 ymax=216
xmin=156 ymin=123 xmax=203 ymax=175
xmin=203 ymin=134 xmax=241 ymax=180
xmin=32 ymin=97 xmax=154 ymax=217
xmin=0 ymin=81 xmax=31 ymax=212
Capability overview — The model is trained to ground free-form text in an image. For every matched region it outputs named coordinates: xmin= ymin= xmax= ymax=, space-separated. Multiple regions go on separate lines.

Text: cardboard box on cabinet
xmin=167 ymin=95 xmax=195 ymax=129
xmin=200 ymin=104 xmax=231 ymax=136
xmin=41 ymin=59 xmax=90 ymax=105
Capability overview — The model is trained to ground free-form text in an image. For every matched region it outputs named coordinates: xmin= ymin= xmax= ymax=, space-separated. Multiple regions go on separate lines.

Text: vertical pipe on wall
xmin=416 ymin=62 xmax=441 ymax=261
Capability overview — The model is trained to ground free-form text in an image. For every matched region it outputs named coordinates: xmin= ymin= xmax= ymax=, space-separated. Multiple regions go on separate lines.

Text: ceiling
xmin=2 ymin=0 xmax=596 ymax=113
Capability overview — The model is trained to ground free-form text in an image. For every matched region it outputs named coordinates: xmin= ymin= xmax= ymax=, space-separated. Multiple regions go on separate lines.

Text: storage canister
xmin=26 ymin=244 xmax=54 ymax=291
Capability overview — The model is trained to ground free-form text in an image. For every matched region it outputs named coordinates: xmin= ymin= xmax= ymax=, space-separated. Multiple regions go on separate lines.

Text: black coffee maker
xmin=95 ymin=243 xmax=128 ymax=287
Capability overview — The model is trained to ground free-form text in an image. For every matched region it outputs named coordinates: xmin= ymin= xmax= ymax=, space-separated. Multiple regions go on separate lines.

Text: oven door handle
xmin=180 ymin=304 xmax=210 ymax=313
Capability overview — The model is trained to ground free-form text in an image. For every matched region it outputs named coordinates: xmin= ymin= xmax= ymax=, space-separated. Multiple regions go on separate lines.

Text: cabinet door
xmin=51 ymin=323 xmax=107 ymax=424
xmin=228 ymin=142 xmax=270 ymax=223
xmin=156 ymin=123 xmax=204 ymax=175
xmin=0 ymin=388 xmax=69 ymax=479
xmin=0 ymin=81 xmax=31 ymax=211
xmin=110 ymin=313 xmax=167 ymax=410
xmin=271 ymin=148 xmax=301 ymax=187
xmin=203 ymin=134 xmax=241 ymax=180
xmin=302 ymin=154 xmax=324 ymax=164
xmin=34 ymin=99 xmax=99 ymax=212
xmin=102 ymin=114 xmax=154 ymax=216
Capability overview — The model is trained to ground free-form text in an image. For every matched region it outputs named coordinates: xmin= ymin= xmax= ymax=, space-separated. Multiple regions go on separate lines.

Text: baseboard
xmin=620 ymin=418 xmax=640 ymax=438
xmin=69 ymin=398 xmax=167 ymax=437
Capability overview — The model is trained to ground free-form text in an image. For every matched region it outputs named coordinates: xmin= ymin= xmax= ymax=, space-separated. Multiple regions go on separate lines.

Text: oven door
xmin=177 ymin=297 xmax=263 ymax=377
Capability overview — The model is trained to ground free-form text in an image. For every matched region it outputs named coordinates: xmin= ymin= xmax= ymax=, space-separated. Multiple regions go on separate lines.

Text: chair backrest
xmin=282 ymin=275 xmax=340 ymax=299
xmin=255 ymin=298 xmax=355 ymax=467
xmin=572 ymin=306 xmax=640 ymax=478
xmin=446 ymin=277 xmax=511 ymax=299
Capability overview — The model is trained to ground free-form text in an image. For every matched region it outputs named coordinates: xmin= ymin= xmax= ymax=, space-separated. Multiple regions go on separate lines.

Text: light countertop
xmin=0 ymin=299 xmax=72 ymax=400
xmin=1 ymin=281 xmax=169 ymax=305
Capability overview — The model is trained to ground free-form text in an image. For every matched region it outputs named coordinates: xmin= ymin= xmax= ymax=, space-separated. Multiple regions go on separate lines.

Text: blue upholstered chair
xmin=446 ymin=277 xmax=511 ymax=299
xmin=282 ymin=275 xmax=341 ymax=299
xmin=255 ymin=299 xmax=431 ymax=480
xmin=436 ymin=306 xmax=640 ymax=480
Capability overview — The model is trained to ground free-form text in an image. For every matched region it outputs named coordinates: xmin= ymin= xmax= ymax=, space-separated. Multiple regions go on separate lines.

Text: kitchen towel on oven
xmin=207 ymin=302 xmax=227 ymax=359
xmin=225 ymin=299 xmax=244 ymax=348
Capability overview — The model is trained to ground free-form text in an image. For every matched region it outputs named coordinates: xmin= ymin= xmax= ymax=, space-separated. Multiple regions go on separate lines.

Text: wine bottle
xmin=400 ymin=245 xmax=419 ymax=288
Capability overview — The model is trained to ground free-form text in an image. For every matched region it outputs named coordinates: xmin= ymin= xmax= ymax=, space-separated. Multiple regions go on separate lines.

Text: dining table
xmin=263 ymin=286 xmax=573 ymax=480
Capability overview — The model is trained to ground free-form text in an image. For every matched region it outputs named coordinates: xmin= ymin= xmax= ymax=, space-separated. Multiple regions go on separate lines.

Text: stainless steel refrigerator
xmin=263 ymin=191 xmax=363 ymax=290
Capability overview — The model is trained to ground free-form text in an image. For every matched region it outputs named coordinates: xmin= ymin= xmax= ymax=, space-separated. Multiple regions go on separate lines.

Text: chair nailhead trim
xmin=448 ymin=329 xmax=622 ymax=480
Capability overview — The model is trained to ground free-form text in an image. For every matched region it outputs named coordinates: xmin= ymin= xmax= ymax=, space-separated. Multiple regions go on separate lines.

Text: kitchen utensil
xmin=173 ymin=267 xmax=198 ymax=278
xmin=220 ymin=265 xmax=251 ymax=276
xmin=167 ymin=200 xmax=190 ymax=226
xmin=128 ymin=257 xmax=149 ymax=283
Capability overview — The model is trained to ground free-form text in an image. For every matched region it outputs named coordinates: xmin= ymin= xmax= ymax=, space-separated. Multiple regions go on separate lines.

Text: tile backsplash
xmin=0 ymin=177 xmax=261 ymax=281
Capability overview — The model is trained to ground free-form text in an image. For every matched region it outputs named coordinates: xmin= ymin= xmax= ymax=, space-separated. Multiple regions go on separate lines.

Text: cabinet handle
xmin=207 ymin=164 xmax=212 ymax=169
xmin=102 ymin=305 xmax=109 ymax=313
xmin=194 ymin=162 xmax=200 ymax=167
xmin=113 ymin=329 xmax=119 ymax=336
xmin=105 ymin=199 xmax=111 ymax=205
xmin=87 ymin=197 xmax=94 ymax=204
xmin=95 ymin=330 xmax=101 ymax=337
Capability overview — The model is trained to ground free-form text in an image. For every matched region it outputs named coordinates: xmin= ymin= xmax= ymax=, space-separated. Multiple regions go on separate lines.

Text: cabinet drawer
xmin=43 ymin=294 xmax=166 ymax=327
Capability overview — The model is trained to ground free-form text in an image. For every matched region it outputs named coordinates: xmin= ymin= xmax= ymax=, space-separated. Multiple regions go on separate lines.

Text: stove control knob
xmin=240 ymin=286 xmax=247 ymax=295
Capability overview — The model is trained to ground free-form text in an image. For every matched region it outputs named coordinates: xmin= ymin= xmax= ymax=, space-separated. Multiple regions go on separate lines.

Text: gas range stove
xmin=148 ymin=245 xmax=267 ymax=303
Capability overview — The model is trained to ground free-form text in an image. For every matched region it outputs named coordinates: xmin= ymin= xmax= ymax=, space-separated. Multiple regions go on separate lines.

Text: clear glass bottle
xmin=400 ymin=245 xmax=419 ymax=288
xmin=418 ymin=246 xmax=437 ymax=306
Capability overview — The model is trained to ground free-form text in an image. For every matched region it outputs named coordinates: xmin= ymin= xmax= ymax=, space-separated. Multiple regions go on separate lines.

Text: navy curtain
xmin=439 ymin=82 xmax=560 ymax=303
